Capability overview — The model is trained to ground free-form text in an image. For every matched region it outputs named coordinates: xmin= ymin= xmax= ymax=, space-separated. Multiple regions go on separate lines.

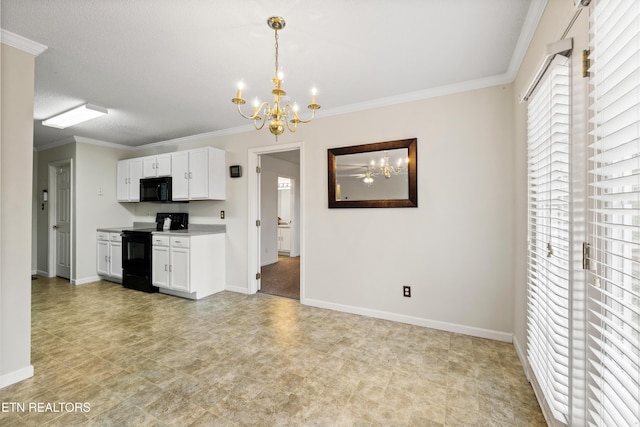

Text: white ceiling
xmin=1 ymin=0 xmax=542 ymax=149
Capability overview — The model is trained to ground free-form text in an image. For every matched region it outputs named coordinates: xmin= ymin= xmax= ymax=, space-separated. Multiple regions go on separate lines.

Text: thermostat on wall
xmin=229 ymin=165 xmax=242 ymax=178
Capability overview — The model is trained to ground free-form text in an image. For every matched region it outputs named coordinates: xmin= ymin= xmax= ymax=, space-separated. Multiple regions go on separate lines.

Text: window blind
xmin=588 ymin=0 xmax=640 ymax=426
xmin=527 ymin=55 xmax=571 ymax=423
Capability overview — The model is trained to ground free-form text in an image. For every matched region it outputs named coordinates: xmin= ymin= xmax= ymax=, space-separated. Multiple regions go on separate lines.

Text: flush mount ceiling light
xmin=42 ymin=103 xmax=108 ymax=129
xmin=231 ymin=16 xmax=320 ymax=139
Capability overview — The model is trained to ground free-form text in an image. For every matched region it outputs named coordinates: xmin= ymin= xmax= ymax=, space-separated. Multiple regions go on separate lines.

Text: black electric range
xmin=121 ymin=213 xmax=188 ymax=293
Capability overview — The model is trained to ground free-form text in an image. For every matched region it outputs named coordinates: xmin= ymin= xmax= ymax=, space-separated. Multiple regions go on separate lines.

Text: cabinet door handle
xmin=165 ymin=264 xmax=168 ymax=271
xmin=105 ymin=256 xmax=108 ymax=262
xmin=184 ymin=172 xmax=188 ymax=179
xmin=169 ymin=265 xmax=172 ymax=272
xmin=189 ymin=172 xmax=192 ymax=179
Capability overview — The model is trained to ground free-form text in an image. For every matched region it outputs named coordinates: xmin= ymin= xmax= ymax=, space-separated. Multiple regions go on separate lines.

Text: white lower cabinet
xmin=97 ymin=232 xmax=122 ymax=281
xmin=152 ymin=233 xmax=225 ymax=299
xmin=277 ymin=226 xmax=291 ymax=253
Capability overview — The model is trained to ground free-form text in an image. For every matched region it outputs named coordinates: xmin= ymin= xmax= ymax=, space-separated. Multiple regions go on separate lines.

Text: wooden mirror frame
xmin=328 ymin=138 xmax=418 ymax=208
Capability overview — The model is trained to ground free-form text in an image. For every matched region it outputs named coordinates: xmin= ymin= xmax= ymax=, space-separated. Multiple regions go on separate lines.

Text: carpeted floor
xmin=260 ymin=255 xmax=300 ymax=300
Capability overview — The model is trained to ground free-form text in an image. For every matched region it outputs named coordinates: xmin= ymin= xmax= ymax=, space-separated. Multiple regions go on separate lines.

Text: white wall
xmin=0 ymin=43 xmax=35 ymax=387
xmin=74 ymin=143 xmax=137 ymax=282
xmin=34 ymin=141 xmax=136 ymax=282
xmin=119 ymin=82 xmax=516 ymax=339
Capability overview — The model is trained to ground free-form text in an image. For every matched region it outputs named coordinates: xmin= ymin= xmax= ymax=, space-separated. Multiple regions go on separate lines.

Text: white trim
xmin=34 ymin=270 xmax=49 ymax=277
xmin=247 ymin=142 xmax=304 ymax=299
xmin=0 ymin=29 xmax=47 ymax=56
xmin=35 ymin=136 xmax=137 ymax=152
xmin=513 ymin=335 xmax=529 ymax=375
xmin=305 ymin=298 xmax=513 ymax=343
xmin=71 ymin=276 xmax=101 ymax=285
xmin=225 ymin=285 xmax=249 ymax=294
xmin=506 ymin=0 xmax=549 ymax=80
xmin=73 ymin=136 xmax=136 ymax=151
xmin=0 ymin=365 xmax=34 ymax=389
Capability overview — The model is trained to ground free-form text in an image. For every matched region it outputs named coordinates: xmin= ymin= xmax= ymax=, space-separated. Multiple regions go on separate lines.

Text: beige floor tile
xmin=0 ymin=277 xmax=545 ymax=426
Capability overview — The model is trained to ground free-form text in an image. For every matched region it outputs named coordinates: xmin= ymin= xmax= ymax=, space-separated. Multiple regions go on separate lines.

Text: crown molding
xmin=0 ymin=29 xmax=47 ymax=56
xmin=34 ymin=135 xmax=137 ymax=152
xmin=506 ymin=0 xmax=548 ymax=80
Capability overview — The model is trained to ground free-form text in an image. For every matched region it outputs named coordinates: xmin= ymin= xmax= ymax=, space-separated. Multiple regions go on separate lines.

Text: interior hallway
xmin=0 ymin=277 xmax=545 ymax=426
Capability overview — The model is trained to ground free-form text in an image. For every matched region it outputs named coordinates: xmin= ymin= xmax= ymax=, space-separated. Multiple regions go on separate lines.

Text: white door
xmin=142 ymin=156 xmax=158 ymax=177
xmin=97 ymin=240 xmax=109 ymax=276
xmin=152 ymin=245 xmax=170 ymax=288
xmin=156 ymin=154 xmax=171 ymax=176
xmin=170 ymin=246 xmax=190 ymax=292
xmin=188 ymin=149 xmax=209 ymax=199
xmin=109 ymin=241 xmax=122 ymax=279
xmin=55 ymin=164 xmax=71 ymax=279
xmin=171 ymin=151 xmax=190 ymax=200
xmin=129 ymin=158 xmax=143 ymax=201
xmin=116 ymin=160 xmax=129 ymax=201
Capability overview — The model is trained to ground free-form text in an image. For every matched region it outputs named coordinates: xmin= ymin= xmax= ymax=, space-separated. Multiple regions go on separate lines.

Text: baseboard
xmin=34 ymin=270 xmax=49 ymax=277
xmin=513 ymin=335 xmax=529 ymax=376
xmin=225 ymin=284 xmax=249 ymax=294
xmin=71 ymin=276 xmax=101 ymax=285
xmin=0 ymin=365 xmax=34 ymax=389
xmin=304 ymin=298 xmax=513 ymax=342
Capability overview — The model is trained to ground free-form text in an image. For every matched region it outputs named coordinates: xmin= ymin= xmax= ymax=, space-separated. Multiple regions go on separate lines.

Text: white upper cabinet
xmin=142 ymin=154 xmax=171 ymax=177
xmin=171 ymin=147 xmax=225 ymax=201
xmin=117 ymin=158 xmax=142 ymax=202
xmin=118 ymin=148 xmax=224 ymax=202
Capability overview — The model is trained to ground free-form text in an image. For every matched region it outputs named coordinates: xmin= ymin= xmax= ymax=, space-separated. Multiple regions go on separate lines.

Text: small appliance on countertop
xmin=155 ymin=212 xmax=189 ymax=231
xmin=121 ymin=212 xmax=189 ymax=293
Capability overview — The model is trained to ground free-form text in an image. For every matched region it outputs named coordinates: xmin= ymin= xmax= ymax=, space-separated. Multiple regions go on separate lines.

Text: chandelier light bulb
xmin=236 ymin=81 xmax=244 ymax=99
xmin=293 ymin=103 xmax=300 ymax=112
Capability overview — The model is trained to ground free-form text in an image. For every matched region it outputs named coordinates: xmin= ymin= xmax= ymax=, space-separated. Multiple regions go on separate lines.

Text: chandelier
xmin=363 ymin=151 xmax=408 ymax=186
xmin=232 ymin=16 xmax=320 ymax=138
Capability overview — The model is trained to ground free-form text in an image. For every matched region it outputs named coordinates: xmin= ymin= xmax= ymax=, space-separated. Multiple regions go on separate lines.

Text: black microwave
xmin=140 ymin=177 xmax=172 ymax=202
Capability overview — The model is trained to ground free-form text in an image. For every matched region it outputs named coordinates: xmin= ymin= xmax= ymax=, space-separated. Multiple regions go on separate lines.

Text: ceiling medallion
xmin=231 ymin=16 xmax=320 ymax=139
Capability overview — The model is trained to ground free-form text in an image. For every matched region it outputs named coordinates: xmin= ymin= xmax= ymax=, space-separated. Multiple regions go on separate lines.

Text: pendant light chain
xmin=274 ymin=28 xmax=279 ymax=77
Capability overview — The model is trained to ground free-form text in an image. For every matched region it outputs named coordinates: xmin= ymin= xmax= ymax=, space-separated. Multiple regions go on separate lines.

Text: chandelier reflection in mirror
xmin=231 ymin=17 xmax=320 ymax=139
xmin=363 ymin=151 xmax=409 ymax=186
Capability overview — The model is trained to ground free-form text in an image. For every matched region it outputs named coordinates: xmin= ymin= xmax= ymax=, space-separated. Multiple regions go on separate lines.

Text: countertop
xmin=97 ymin=224 xmax=226 ymax=236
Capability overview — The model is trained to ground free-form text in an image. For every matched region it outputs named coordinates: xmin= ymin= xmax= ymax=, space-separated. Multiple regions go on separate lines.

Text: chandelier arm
xmin=252 ymin=102 xmax=271 ymax=130
xmin=235 ymin=103 xmax=255 ymax=120
xmin=283 ymin=103 xmax=318 ymax=124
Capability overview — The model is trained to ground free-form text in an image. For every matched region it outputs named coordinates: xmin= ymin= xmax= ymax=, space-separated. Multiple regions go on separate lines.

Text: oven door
xmin=121 ymin=232 xmax=151 ymax=273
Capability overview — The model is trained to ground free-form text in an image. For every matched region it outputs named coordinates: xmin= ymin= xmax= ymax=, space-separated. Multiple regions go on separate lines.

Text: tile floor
xmin=0 ymin=277 xmax=546 ymax=426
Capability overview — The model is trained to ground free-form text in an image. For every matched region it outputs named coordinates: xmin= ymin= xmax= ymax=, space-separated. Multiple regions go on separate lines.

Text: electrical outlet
xmin=220 ymin=210 xmax=225 ymax=219
xmin=403 ymin=286 xmax=411 ymax=297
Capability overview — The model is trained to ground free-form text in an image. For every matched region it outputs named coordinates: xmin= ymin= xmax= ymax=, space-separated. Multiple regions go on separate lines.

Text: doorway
xmin=247 ymin=142 xmax=303 ymax=300
xmin=260 ymin=173 xmax=300 ymax=299
xmin=48 ymin=160 xmax=73 ymax=280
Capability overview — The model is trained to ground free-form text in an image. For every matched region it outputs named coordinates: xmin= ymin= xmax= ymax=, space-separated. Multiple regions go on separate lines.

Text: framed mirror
xmin=328 ymin=138 xmax=417 ymax=208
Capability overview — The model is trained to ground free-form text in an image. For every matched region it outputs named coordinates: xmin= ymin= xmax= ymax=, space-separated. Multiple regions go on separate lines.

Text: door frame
xmin=47 ymin=159 xmax=74 ymax=280
xmin=247 ymin=142 xmax=304 ymax=300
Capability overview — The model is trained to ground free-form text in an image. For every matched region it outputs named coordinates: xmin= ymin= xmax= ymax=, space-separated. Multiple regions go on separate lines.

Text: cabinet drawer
xmin=171 ymin=237 xmax=190 ymax=248
xmin=109 ymin=233 xmax=122 ymax=242
xmin=97 ymin=232 xmax=109 ymax=241
xmin=152 ymin=235 xmax=170 ymax=246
